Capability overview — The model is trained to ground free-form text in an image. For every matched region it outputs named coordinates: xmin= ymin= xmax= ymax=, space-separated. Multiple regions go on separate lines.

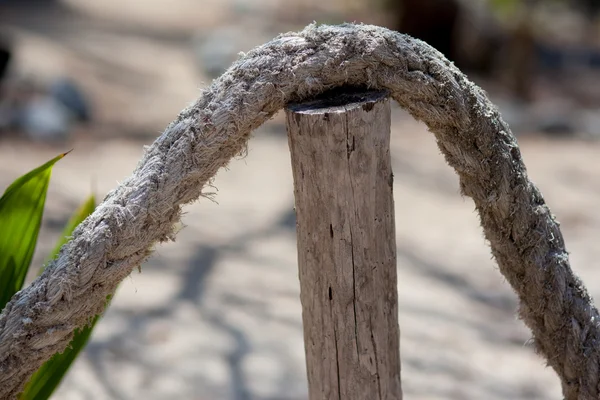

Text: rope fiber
xmin=0 ymin=23 xmax=598 ymax=399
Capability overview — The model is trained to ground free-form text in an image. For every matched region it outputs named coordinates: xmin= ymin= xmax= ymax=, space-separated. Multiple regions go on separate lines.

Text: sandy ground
xmin=2 ymin=1 xmax=600 ymax=399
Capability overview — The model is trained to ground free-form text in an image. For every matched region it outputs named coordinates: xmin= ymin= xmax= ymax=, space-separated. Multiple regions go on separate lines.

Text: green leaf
xmin=0 ymin=151 xmax=70 ymax=311
xmin=20 ymin=194 xmax=100 ymax=400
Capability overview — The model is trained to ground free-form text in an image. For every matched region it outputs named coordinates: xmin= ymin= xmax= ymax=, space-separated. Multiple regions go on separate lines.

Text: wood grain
xmin=286 ymin=88 xmax=402 ymax=400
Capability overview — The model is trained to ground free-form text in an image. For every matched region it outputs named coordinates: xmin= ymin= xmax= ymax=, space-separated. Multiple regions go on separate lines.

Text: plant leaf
xmin=19 ymin=194 xmax=100 ymax=400
xmin=0 ymin=151 xmax=70 ymax=311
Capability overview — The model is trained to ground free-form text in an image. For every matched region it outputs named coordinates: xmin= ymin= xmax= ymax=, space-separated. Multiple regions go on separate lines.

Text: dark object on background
xmin=0 ymin=41 xmax=11 ymax=84
xmin=390 ymin=0 xmax=459 ymax=61
xmin=383 ymin=0 xmax=502 ymax=75
xmin=49 ymin=78 xmax=91 ymax=121
xmin=505 ymin=18 xmax=535 ymax=102
xmin=572 ymin=0 xmax=600 ymax=18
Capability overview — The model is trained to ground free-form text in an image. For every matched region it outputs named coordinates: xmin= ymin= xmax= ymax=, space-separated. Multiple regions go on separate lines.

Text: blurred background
xmin=1 ymin=0 xmax=600 ymax=399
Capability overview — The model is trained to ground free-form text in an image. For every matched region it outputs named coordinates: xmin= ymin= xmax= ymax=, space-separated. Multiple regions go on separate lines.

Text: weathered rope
xmin=0 ymin=23 xmax=598 ymax=400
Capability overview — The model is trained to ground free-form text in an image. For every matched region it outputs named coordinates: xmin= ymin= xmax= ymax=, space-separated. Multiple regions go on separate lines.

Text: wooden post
xmin=285 ymin=88 xmax=402 ymax=400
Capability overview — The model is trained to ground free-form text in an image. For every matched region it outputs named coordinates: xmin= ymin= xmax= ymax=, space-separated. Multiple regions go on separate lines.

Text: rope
xmin=0 ymin=23 xmax=598 ymax=400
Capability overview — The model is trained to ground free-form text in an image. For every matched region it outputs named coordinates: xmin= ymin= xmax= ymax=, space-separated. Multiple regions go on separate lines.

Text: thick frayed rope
xmin=0 ymin=23 xmax=598 ymax=400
